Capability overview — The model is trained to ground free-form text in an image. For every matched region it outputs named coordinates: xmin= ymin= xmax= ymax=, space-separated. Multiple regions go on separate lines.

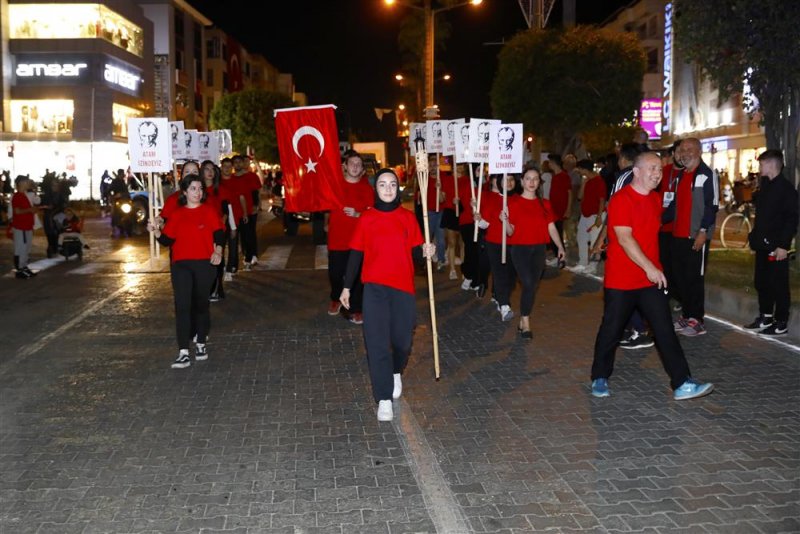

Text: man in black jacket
xmin=744 ymin=149 xmax=798 ymax=336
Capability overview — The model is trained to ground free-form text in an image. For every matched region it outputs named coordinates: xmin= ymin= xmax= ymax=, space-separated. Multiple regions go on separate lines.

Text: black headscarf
xmin=373 ymin=168 xmax=402 ymax=212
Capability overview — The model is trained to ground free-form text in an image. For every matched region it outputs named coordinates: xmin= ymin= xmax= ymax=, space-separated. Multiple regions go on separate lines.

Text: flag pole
xmin=501 ymin=173 xmax=508 ymax=264
xmin=467 ymin=163 xmax=476 ymax=242
xmin=453 ymin=162 xmax=460 ymax=218
xmin=435 ymin=160 xmax=441 ymax=212
xmin=415 ymin=138 xmax=441 ymax=380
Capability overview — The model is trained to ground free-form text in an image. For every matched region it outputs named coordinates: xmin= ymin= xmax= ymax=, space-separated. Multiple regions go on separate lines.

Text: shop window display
xmin=10 ymin=4 xmax=144 ymax=57
xmin=11 ymin=100 xmax=74 ymax=134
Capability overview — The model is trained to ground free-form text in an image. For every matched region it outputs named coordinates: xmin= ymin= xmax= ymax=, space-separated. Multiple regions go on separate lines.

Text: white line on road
xmin=256 ymin=245 xmax=292 ymax=270
xmin=393 ymin=399 xmax=471 ymax=534
xmin=0 ymin=279 xmax=139 ymax=377
xmin=315 ymin=245 xmax=328 ymax=270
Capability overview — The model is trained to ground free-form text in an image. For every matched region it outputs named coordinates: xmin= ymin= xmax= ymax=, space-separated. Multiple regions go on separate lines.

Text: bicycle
xmin=720 ymin=200 xmax=754 ymax=249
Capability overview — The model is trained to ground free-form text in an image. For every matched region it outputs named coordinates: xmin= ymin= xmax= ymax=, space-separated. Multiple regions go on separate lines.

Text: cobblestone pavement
xmin=0 ymin=217 xmax=798 ymax=533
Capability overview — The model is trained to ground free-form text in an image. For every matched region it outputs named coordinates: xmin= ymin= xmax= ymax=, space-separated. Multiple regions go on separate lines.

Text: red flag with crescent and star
xmin=274 ymin=104 xmax=344 ymax=212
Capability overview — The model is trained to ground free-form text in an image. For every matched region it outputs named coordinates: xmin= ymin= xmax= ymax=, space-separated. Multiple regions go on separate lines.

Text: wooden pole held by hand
xmin=415 ymin=140 xmax=441 ymax=379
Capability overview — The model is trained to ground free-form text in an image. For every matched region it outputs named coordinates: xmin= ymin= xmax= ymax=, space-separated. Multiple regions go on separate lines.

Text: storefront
xmin=0 ymin=1 xmax=154 ymax=199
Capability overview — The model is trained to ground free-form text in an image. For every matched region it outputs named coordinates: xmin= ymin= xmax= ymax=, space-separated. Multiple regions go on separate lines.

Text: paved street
xmin=0 ymin=214 xmax=798 ymax=533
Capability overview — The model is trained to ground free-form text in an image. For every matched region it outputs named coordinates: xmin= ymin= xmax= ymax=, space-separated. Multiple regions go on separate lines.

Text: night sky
xmin=189 ymin=0 xmax=629 ymax=155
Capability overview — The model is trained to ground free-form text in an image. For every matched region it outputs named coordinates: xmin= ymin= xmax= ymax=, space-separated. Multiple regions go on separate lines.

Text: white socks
xmin=393 ymin=373 xmax=402 ymax=399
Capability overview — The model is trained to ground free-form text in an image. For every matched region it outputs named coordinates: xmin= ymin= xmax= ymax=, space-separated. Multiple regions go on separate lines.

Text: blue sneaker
xmin=591 ymin=378 xmax=610 ymax=398
xmin=673 ymin=378 xmax=714 ymax=401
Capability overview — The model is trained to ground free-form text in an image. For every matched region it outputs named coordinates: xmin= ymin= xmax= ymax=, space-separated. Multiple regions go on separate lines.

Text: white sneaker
xmin=243 ymin=262 xmax=252 ymax=271
xmin=393 ymin=374 xmax=402 ymax=400
xmin=449 ymin=270 xmax=458 ymax=280
xmin=377 ymin=400 xmax=393 ymax=421
xmin=460 ymin=278 xmax=473 ymax=290
xmin=455 ymin=257 xmax=463 ymax=266
xmin=250 ymin=256 xmax=258 ymax=266
xmin=546 ymin=258 xmax=558 ymax=267
xmin=572 ymin=264 xmax=587 ymax=272
xmin=223 ymin=272 xmax=233 ymax=282
xmin=500 ymin=305 xmax=514 ymax=322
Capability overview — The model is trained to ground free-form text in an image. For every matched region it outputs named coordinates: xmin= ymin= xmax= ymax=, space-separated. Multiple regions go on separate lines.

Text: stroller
xmin=53 ymin=209 xmax=86 ymax=261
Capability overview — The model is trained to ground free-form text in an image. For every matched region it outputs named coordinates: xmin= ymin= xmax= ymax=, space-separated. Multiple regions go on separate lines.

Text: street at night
xmin=0 ymin=214 xmax=798 ymax=533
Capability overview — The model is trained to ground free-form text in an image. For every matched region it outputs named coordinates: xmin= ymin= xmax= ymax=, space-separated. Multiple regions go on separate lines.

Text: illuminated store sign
xmin=662 ymin=3 xmax=673 ymax=134
xmin=640 ymin=99 xmax=663 ymax=140
xmin=16 ymin=62 xmax=87 ymax=78
xmin=104 ymin=64 xmax=139 ymax=91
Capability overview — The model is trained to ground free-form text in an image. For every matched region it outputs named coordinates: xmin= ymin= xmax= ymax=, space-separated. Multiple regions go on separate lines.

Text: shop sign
xmin=662 ymin=2 xmax=673 ymax=134
xmin=639 ymin=99 xmax=663 ymax=140
xmin=16 ymin=62 xmax=87 ymax=78
xmin=104 ymin=64 xmax=139 ymax=91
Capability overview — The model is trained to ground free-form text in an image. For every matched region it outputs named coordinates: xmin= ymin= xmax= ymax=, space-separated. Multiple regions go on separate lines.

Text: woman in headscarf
xmin=339 ymin=169 xmax=435 ymax=422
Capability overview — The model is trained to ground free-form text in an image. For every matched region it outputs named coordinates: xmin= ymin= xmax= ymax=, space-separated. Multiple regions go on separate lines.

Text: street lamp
xmin=384 ymin=0 xmax=482 ymax=109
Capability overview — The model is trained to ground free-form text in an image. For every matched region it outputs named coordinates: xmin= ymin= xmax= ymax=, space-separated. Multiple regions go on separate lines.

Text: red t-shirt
xmin=328 ymin=178 xmax=375 ymax=251
xmin=438 ymin=171 xmax=456 ymax=210
xmin=350 ymin=207 xmax=423 ymax=295
xmin=672 ymin=167 xmax=696 ymax=238
xmin=415 ymin=172 xmax=441 ymax=211
xmin=163 ymin=203 xmax=223 ymax=263
xmin=205 ymin=187 xmax=223 ymax=218
xmin=549 ymin=171 xmax=571 ymax=220
xmin=605 ymin=185 xmax=662 ymax=290
xmin=508 ymin=196 xmax=554 ymax=246
xmin=580 ymin=175 xmax=607 ymax=217
xmin=159 ymin=191 xmax=182 ymax=220
xmin=219 ymin=178 xmax=244 ymax=222
xmin=235 ymin=172 xmax=262 ymax=214
xmin=659 ymin=163 xmax=680 ymax=234
xmin=11 ymin=192 xmax=34 ymax=230
xmin=481 ymin=192 xmax=506 ymax=244
xmin=457 ymin=176 xmax=475 ymax=226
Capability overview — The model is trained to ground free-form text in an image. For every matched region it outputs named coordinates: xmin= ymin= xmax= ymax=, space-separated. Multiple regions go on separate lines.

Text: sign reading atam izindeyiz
xmin=128 ymin=118 xmax=171 ymax=172
xmin=488 ymin=123 xmax=523 ymax=174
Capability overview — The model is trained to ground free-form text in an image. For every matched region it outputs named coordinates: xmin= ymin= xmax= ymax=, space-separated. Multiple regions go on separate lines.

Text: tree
xmin=209 ymin=88 xmax=295 ymax=162
xmin=491 ymin=26 xmax=645 ymax=154
xmin=675 ymin=0 xmax=800 ymax=186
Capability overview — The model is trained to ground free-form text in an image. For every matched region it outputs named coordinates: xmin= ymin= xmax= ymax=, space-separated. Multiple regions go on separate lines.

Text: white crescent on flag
xmin=292 ymin=126 xmax=325 ymax=173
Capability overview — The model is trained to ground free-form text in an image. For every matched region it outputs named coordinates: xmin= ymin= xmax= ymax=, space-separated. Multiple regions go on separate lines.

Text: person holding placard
xmin=148 ymin=172 xmax=225 ymax=369
xmin=438 ymin=159 xmax=462 ymax=280
xmin=503 ymin=164 xmax=565 ymax=338
xmin=219 ymin=157 xmax=244 ymax=279
xmin=201 ymin=160 xmax=227 ymax=302
xmin=338 ymin=169 xmax=435 ymax=422
xmin=457 ymin=163 xmax=489 ymax=296
xmin=475 ymin=174 xmax=518 ymax=321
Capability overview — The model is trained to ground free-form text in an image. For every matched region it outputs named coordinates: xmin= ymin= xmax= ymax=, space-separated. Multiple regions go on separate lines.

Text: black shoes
xmin=743 ymin=315 xmax=774 ymax=331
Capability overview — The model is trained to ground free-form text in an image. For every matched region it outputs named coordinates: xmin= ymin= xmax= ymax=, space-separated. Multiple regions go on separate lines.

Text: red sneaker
xmin=349 ymin=312 xmax=363 ymax=325
xmin=328 ymin=301 xmax=342 ymax=315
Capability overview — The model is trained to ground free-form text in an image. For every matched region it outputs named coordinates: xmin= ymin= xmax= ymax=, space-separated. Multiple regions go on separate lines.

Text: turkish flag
xmin=275 ymin=105 xmax=344 ymax=212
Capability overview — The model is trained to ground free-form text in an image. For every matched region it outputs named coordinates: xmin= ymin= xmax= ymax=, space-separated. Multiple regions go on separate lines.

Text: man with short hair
xmin=232 ymin=154 xmax=262 ymax=270
xmin=11 ymin=176 xmax=38 ymax=279
xmin=548 ymin=154 xmax=572 ymax=261
xmin=327 ymin=150 xmax=374 ymax=324
xmin=743 ymin=149 xmax=798 ymax=336
xmin=664 ymin=137 xmax=719 ymax=337
xmin=590 ymin=152 xmax=713 ymax=401
xmin=574 ymin=159 xmax=606 ymax=273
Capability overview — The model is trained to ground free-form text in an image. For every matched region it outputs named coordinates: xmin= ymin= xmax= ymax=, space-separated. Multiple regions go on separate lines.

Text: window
xmin=648 ymin=16 xmax=658 ymax=38
xmin=176 ymin=50 xmax=185 ymax=71
xmin=9 ymin=4 xmax=144 ymax=57
xmin=10 ymin=99 xmax=74 ymax=133
xmin=112 ymin=103 xmax=143 ymax=138
xmin=206 ymin=37 xmax=220 ymax=59
xmin=647 ymin=49 xmax=659 ymax=73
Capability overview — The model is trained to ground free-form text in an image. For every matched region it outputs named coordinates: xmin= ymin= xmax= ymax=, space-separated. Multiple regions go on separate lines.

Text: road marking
xmin=0 ymin=279 xmax=139 ymax=377
xmin=4 ymin=256 xmax=64 ymax=277
xmin=256 ymin=245 xmax=292 ymax=270
xmin=315 ymin=245 xmax=328 ymax=270
xmin=393 ymin=399 xmax=470 ymax=534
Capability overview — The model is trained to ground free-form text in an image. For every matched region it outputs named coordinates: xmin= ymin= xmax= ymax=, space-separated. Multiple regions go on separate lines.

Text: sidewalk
xmin=1 ymin=237 xmax=798 ymax=532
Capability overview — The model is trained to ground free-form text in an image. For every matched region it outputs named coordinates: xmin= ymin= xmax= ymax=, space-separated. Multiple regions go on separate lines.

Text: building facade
xmin=0 ymin=0 xmax=302 ymax=199
xmin=603 ymin=0 xmax=766 ymax=184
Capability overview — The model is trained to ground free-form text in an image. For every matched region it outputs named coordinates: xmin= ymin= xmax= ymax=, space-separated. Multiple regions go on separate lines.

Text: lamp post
xmin=385 ymin=0 xmax=482 ymax=109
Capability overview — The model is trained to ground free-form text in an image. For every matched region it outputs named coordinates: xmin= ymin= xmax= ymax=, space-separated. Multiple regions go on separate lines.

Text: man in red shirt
xmin=547 ymin=154 xmax=572 ymax=263
xmin=326 ymin=150 xmax=374 ymax=324
xmin=219 ymin=157 xmax=245 ymax=279
xmin=574 ymin=159 xmax=606 ymax=274
xmin=232 ymin=154 xmax=262 ymax=270
xmin=11 ymin=176 xmax=38 ymax=279
xmin=590 ymin=152 xmax=713 ymax=402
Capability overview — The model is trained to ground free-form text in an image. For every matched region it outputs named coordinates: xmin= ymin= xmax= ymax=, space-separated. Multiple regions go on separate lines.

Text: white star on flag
xmin=304 ymin=158 xmax=318 ymax=173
